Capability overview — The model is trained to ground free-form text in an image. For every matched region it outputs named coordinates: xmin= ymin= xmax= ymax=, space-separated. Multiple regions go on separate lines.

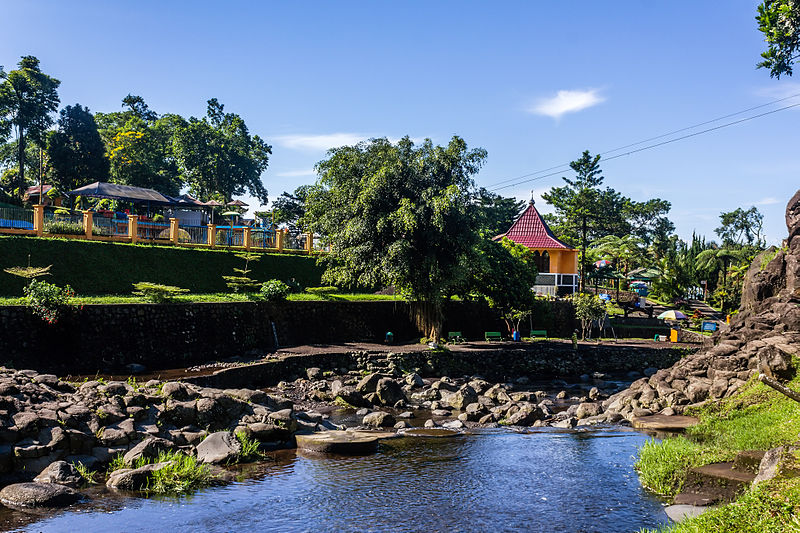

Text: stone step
xmin=631 ymin=414 xmax=700 ymax=431
xmin=733 ymin=450 xmax=765 ymax=474
xmin=676 ymin=461 xmax=756 ymax=506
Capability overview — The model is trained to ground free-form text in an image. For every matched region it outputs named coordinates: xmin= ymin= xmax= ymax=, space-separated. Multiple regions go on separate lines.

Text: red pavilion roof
xmin=494 ymin=201 xmax=573 ymax=250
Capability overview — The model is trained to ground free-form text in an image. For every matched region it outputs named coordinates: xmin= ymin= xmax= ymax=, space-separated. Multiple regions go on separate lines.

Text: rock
xmin=362 ymin=411 xmax=396 ymax=428
xmin=355 ymin=373 xmax=383 ymax=394
xmin=267 ymin=409 xmax=298 ymax=433
xmin=246 ymin=423 xmax=290 ymax=442
xmin=504 ymin=404 xmax=545 ymax=426
xmin=686 ymin=380 xmax=711 ymax=403
xmin=405 ymin=373 xmax=425 ymax=388
xmin=758 ymin=344 xmax=796 ymax=381
xmin=375 ymin=378 xmax=406 ymax=406
xmin=431 ymin=409 xmax=451 ymax=417
xmin=396 ymin=411 xmax=415 ymax=419
xmin=754 ymin=445 xmax=800 ymax=484
xmin=442 ymin=420 xmax=465 ymax=430
xmin=447 ymin=385 xmax=478 ymax=411
xmin=160 ymin=381 xmax=194 ymax=400
xmin=196 ymin=431 xmax=242 ymax=464
xmin=0 ymin=482 xmax=81 ymax=508
xmin=555 ymin=390 xmax=567 ymax=400
xmin=33 ymin=461 xmax=82 ymax=487
xmin=552 ymin=417 xmax=577 ymax=429
xmin=295 ymin=431 xmax=388 ymax=455
xmin=575 ymin=402 xmax=602 ymax=420
xmin=306 ymin=367 xmax=323 ymax=380
xmin=123 ymin=437 xmax=174 ymax=465
xmin=335 ymin=386 xmax=368 ymax=408
xmin=394 ymin=421 xmax=412 ymax=429
xmin=106 ymin=462 xmax=170 ymax=490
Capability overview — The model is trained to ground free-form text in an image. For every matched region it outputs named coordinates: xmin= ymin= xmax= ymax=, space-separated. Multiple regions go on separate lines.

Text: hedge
xmin=0 ymin=236 xmax=324 ymax=296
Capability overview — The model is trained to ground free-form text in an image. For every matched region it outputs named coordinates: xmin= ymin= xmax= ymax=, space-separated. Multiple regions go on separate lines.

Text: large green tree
xmin=0 ymin=56 xmax=60 ymax=199
xmin=173 ymin=98 xmax=271 ymax=203
xmin=304 ymin=136 xmax=487 ymax=339
xmin=47 ymin=104 xmax=110 ymax=194
xmin=273 ymin=185 xmax=315 ymax=230
xmin=757 ymin=0 xmax=800 ymax=78
xmin=715 ymin=206 xmax=765 ymax=247
xmin=475 ymin=187 xmax=526 ymax=236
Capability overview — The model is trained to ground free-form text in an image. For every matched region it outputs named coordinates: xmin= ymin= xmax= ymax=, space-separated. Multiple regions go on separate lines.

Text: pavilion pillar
xmin=305 ymin=233 xmax=313 ymax=253
xmin=243 ymin=227 xmax=252 ymax=250
xmin=128 ymin=215 xmax=139 ymax=243
xmin=207 ymin=224 xmax=216 ymax=247
xmin=169 ymin=218 xmax=179 ymax=245
xmin=83 ymin=211 xmax=93 ymax=239
xmin=33 ymin=205 xmax=44 ymax=237
xmin=277 ymin=229 xmax=286 ymax=252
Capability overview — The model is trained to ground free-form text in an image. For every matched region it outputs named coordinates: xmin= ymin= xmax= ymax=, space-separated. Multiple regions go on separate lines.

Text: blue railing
xmin=138 ymin=221 xmax=171 ymax=240
xmin=0 ymin=207 xmax=34 ymax=230
xmin=93 ymin=215 xmax=129 ymax=237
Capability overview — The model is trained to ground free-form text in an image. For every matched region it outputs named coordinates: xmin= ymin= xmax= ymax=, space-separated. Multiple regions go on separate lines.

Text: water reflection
xmin=0 ymin=428 xmax=668 ymax=533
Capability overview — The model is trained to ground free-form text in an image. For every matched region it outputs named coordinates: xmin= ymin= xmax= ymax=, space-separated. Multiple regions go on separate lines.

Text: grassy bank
xmin=0 ymin=292 xmax=399 ymax=306
xmin=0 ymin=235 xmax=324 ymax=296
xmin=636 ymin=374 xmax=800 ymax=532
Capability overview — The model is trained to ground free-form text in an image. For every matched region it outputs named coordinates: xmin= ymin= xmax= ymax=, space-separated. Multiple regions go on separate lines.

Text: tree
xmin=304 ymin=136 xmax=487 ymax=340
xmin=273 ymin=185 xmax=315 ymax=230
xmin=121 ymin=94 xmax=158 ymax=122
xmin=174 ymin=98 xmax=271 ymax=203
xmin=47 ymin=104 xmax=110 ymax=195
xmin=0 ymin=56 xmax=60 ymax=199
xmin=757 ymin=0 xmax=800 ymax=78
xmin=715 ymin=207 xmax=765 ymax=247
xmin=591 ymin=234 xmax=644 ymax=276
xmin=475 ymin=187 xmax=526 ymax=236
xmin=573 ymin=292 xmax=606 ymax=340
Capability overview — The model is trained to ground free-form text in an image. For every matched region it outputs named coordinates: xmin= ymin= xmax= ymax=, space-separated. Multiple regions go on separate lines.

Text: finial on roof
xmin=529 ymin=191 xmax=535 ymax=205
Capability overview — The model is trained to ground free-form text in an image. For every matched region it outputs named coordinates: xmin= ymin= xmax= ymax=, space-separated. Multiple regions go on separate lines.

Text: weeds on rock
xmin=235 ymin=431 xmax=263 ymax=461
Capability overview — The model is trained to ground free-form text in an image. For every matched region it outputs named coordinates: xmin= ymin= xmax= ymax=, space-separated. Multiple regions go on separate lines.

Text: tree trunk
xmin=17 ymin=127 xmax=25 ymax=200
xmin=579 ymin=216 xmax=587 ymax=291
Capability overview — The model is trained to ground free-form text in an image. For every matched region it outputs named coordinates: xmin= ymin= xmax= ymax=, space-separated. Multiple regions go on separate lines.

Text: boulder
xmin=375 ymin=378 xmax=406 ymax=406
xmin=160 ymin=382 xmax=196 ymax=401
xmin=405 ymin=373 xmax=425 ymax=388
xmin=106 ymin=462 xmax=170 ymax=490
xmin=362 ymin=411 xmax=396 ymax=428
xmin=246 ymin=423 xmax=290 ymax=442
xmin=504 ymin=404 xmax=544 ymax=426
xmin=575 ymin=402 xmax=602 ymax=420
xmin=0 ymin=482 xmax=81 ymax=508
xmin=447 ymin=385 xmax=478 ymax=411
xmin=33 ymin=461 xmax=82 ymax=487
xmin=196 ymin=431 xmax=242 ymax=464
xmin=355 ymin=373 xmax=383 ymax=394
xmin=123 ymin=437 xmax=175 ymax=465
xmin=306 ymin=368 xmax=323 ymax=381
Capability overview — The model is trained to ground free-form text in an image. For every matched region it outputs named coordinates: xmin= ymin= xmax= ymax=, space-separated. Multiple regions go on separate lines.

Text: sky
xmin=1 ymin=1 xmax=798 ymax=245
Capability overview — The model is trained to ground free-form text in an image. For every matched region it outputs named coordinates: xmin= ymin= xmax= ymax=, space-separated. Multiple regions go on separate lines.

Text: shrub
xmin=260 ymin=279 xmax=289 ymax=301
xmin=132 ymin=282 xmax=190 ymax=303
xmin=235 ymin=431 xmax=263 ymax=461
xmin=139 ymin=451 xmax=213 ymax=493
xmin=305 ymin=286 xmax=339 ymax=295
xmin=22 ymin=279 xmax=79 ymax=324
xmin=45 ymin=221 xmax=99 ymax=236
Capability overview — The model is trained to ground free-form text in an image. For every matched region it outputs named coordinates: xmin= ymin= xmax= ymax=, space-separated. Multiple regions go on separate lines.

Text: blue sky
xmin=2 ymin=1 xmax=798 ymax=244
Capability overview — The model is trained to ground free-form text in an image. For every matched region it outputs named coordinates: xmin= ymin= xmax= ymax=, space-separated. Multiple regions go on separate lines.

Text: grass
xmin=72 ymin=462 xmax=98 ymax=484
xmin=0 ymin=292 xmax=400 ymax=306
xmin=138 ymin=451 xmax=213 ymax=494
xmin=636 ymin=375 xmax=800 ymax=531
xmin=235 ymin=431 xmax=263 ymax=461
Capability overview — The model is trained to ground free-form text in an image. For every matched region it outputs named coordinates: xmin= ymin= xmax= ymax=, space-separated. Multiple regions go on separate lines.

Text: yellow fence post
xmin=128 ymin=215 xmax=138 ymax=243
xmin=207 ymin=224 xmax=216 ymax=247
xmin=277 ymin=228 xmax=285 ymax=252
xmin=83 ymin=211 xmax=93 ymax=239
xmin=305 ymin=233 xmax=313 ymax=253
xmin=169 ymin=218 xmax=179 ymax=245
xmin=243 ymin=226 xmax=252 ymax=250
xmin=33 ymin=205 xmax=44 ymax=237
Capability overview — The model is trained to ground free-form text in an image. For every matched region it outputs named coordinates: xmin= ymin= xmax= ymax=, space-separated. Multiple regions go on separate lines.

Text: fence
xmin=0 ymin=205 xmax=318 ymax=255
xmin=0 ymin=207 xmax=34 ymax=230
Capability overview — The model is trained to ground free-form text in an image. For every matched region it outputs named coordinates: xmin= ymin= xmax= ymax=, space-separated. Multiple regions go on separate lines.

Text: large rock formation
xmin=602 ymin=192 xmax=800 ymax=420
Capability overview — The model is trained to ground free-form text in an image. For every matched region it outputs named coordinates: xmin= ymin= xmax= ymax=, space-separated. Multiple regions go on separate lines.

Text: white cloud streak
xmin=755 ymin=197 xmax=780 ymax=206
xmin=275 ymin=169 xmax=317 ymax=177
xmin=528 ymin=88 xmax=605 ymax=119
xmin=274 ymin=133 xmax=367 ymax=151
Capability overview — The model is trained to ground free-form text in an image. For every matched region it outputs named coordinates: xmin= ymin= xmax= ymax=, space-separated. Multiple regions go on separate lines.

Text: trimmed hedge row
xmin=0 ymin=236 xmax=324 ymax=296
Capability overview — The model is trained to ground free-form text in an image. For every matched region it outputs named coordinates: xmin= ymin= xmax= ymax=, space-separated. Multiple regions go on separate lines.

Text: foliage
xmin=44 ymin=220 xmax=94 ymax=235
xmin=635 ymin=437 xmax=728 ymax=497
xmin=590 ymin=234 xmax=643 ymax=276
xmin=304 ymin=136 xmax=486 ymax=339
xmin=0 ymin=235 xmax=324 ymax=296
xmin=715 ymin=206 xmax=765 ymax=247
xmin=22 ymin=279 xmax=78 ymax=324
xmin=0 ymin=56 xmax=60 ymax=198
xmin=132 ymin=282 xmax=190 ymax=303
xmin=140 ymin=451 xmax=213 ymax=494
xmin=173 ymin=98 xmax=271 ymax=203
xmin=273 ymin=185 xmax=315 ymax=230
xmin=223 ymin=252 xmax=261 ymax=292
xmin=47 ymin=104 xmax=109 ymax=196
xmin=305 ymin=286 xmax=339 ymax=295
xmin=474 ymin=187 xmax=526 ymax=236
xmin=572 ymin=292 xmax=606 ymax=339
xmin=260 ymin=279 xmax=290 ymax=301
xmin=3 ymin=258 xmax=52 ymax=279
xmin=235 ymin=431 xmax=263 ymax=461
xmin=757 ymin=0 xmax=800 ymax=78
xmin=72 ymin=462 xmax=97 ymax=484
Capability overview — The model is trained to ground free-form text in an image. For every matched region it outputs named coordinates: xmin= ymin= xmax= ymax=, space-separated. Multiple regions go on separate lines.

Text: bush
xmin=260 ymin=279 xmax=290 ymax=301
xmin=132 ymin=282 xmax=190 ymax=303
xmin=45 ymin=221 xmax=99 ymax=236
xmin=138 ymin=451 xmax=213 ymax=493
xmin=22 ymin=279 xmax=79 ymax=324
xmin=305 ymin=286 xmax=339 ymax=295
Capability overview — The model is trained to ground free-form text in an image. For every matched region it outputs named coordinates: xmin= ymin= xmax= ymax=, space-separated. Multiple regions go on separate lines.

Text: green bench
xmin=530 ymin=330 xmax=548 ymax=339
xmin=485 ymin=331 xmax=502 ymax=342
xmin=448 ymin=331 xmax=465 ymax=344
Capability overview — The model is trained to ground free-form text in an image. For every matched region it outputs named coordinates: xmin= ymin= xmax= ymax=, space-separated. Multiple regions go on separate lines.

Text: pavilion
xmin=494 ymin=199 xmax=579 ymax=296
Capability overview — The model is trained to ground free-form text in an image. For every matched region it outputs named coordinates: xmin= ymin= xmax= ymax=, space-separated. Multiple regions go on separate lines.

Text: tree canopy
xmin=757 ymin=0 xmax=800 ymax=78
xmin=304 ymin=136 xmax=487 ymax=338
xmin=715 ymin=206 xmax=765 ymax=247
xmin=47 ymin=104 xmax=109 ymax=194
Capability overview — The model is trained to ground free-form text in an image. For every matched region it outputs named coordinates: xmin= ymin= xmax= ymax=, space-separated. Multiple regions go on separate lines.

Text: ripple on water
xmin=2 ymin=428 xmax=669 ymax=533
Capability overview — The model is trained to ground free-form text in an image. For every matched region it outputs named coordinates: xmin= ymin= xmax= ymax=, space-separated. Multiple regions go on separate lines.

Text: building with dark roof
xmin=494 ymin=199 xmax=579 ymax=295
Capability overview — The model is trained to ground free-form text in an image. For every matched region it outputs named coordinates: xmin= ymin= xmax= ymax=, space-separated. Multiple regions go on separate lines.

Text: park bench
xmin=530 ymin=330 xmax=548 ymax=339
xmin=485 ymin=331 xmax=502 ymax=342
xmin=448 ymin=331 xmax=465 ymax=344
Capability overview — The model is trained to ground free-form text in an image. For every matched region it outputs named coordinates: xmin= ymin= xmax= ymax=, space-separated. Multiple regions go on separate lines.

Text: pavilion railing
xmin=0 ymin=207 xmax=34 ymax=230
xmin=137 ymin=221 xmax=171 ymax=241
xmin=180 ymin=224 xmax=208 ymax=245
xmin=284 ymin=230 xmax=306 ymax=250
xmin=215 ymin=225 xmax=245 ymax=247
xmin=44 ymin=211 xmax=85 ymax=234
xmin=92 ymin=214 xmax=129 ymax=237
xmin=250 ymin=228 xmax=276 ymax=249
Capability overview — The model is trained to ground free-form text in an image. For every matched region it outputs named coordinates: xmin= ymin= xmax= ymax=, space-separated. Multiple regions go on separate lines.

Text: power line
xmin=490 ymin=100 xmax=800 ymax=193
xmin=486 ymin=92 xmax=800 ymax=191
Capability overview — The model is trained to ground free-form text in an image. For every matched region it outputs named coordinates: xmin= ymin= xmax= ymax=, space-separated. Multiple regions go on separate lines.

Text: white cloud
xmin=755 ymin=197 xmax=780 ymax=206
xmin=528 ymin=88 xmax=605 ymax=119
xmin=276 ymin=169 xmax=317 ymax=177
xmin=756 ymin=82 xmax=800 ymax=101
xmin=274 ymin=133 xmax=367 ymax=151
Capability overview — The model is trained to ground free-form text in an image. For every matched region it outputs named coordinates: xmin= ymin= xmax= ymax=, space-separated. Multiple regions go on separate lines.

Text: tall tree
xmin=174 ymin=98 xmax=271 ymax=203
xmin=47 ymin=104 xmax=110 ymax=194
xmin=0 ymin=56 xmax=60 ymax=199
xmin=273 ymin=185 xmax=314 ymax=230
xmin=715 ymin=207 xmax=765 ymax=247
xmin=475 ymin=187 xmax=526 ymax=236
xmin=757 ymin=0 xmax=800 ymax=78
xmin=304 ymin=136 xmax=487 ymax=340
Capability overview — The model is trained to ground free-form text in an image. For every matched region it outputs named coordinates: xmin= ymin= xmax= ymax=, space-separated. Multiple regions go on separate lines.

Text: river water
xmin=2 ymin=427 xmax=668 ymax=533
